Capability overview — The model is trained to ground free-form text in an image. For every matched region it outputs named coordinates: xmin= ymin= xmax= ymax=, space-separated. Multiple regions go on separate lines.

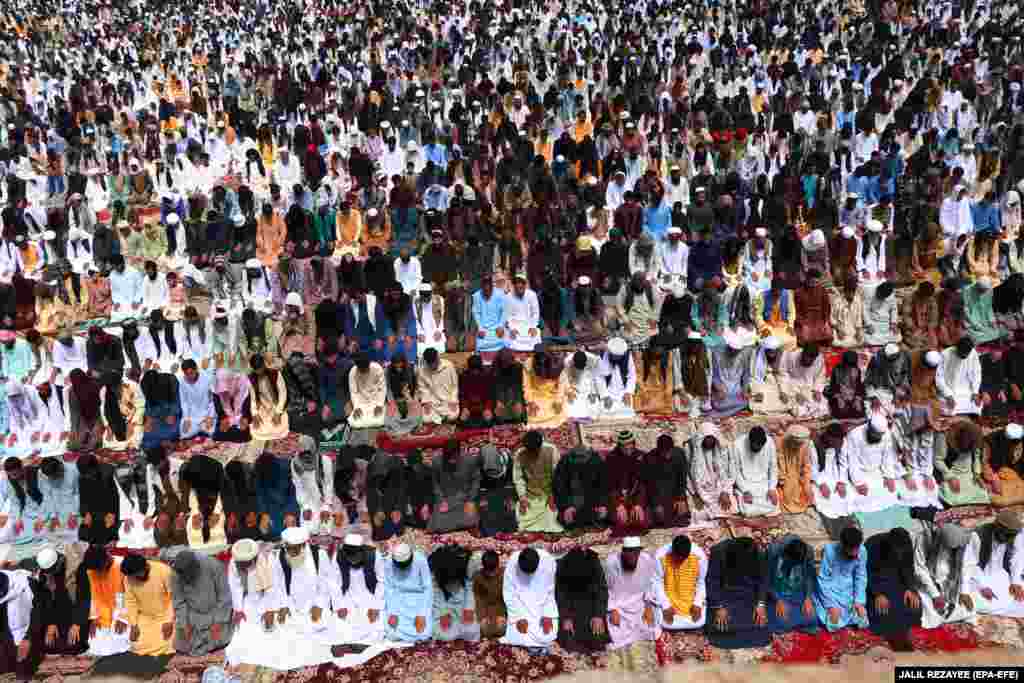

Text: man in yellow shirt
xmin=120 ymin=554 xmax=176 ymax=656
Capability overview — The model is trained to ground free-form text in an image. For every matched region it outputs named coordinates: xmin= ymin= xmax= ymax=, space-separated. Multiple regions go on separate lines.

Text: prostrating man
xmin=501 ymin=547 xmax=558 ymax=652
xmin=731 ymin=426 xmax=780 ymax=517
xmin=513 ymin=430 xmax=563 ymax=532
xmin=428 ymin=544 xmax=479 ymax=642
xmin=382 ymin=543 xmax=433 ymax=643
xmin=416 ymin=348 xmax=459 ymax=424
xmin=966 ymin=510 xmax=1024 ymax=617
xmin=603 ymin=537 xmax=660 ymax=671
xmin=840 ymin=416 xmax=904 ymax=513
xmin=865 ymin=528 xmax=923 ymax=649
xmin=0 ymin=569 xmax=42 ymax=680
xmin=226 ymin=539 xmax=276 ymax=629
xmin=684 ymin=423 xmax=736 ymax=521
xmin=472 ymin=551 xmax=507 ymax=639
xmin=272 ymin=527 xmax=333 ymax=635
xmin=704 ymin=538 xmax=770 ymax=649
xmin=331 ymin=534 xmax=386 ymax=643
xmin=165 ymin=549 xmax=233 ymax=655
xmin=556 ymin=548 xmax=609 ymax=653
xmin=814 ymin=526 xmax=869 ymax=632
xmin=652 ymin=535 xmax=708 ymax=631
xmin=552 ymin=446 xmax=609 ymax=530
xmin=34 ymin=547 xmax=89 ymax=655
xmin=348 ymin=352 xmax=388 ymax=429
xmin=642 ymin=435 xmax=690 ymax=528
xmin=936 ymin=336 xmax=983 ymax=416
xmin=911 ymin=521 xmax=978 ymax=628
xmin=764 ymin=535 xmax=818 ymax=634
xmin=606 ymin=430 xmax=649 ymax=536
xmin=428 ymin=440 xmax=481 ymax=534
xmin=81 ymin=545 xmax=131 ymax=657
xmin=120 ymin=553 xmax=176 ymax=656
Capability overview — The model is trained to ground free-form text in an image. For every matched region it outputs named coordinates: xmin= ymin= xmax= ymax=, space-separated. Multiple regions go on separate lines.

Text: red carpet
xmin=766 ymin=624 xmax=982 ymax=664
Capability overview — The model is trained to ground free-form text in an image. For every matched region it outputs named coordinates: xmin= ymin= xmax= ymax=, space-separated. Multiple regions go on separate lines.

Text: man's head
xmin=956 ymin=336 xmax=975 ymax=359
xmin=481 ymin=550 xmax=500 ymax=576
xmin=522 ymin=430 xmax=543 ymax=455
xmin=173 ymin=550 xmax=201 ymax=584
xmin=82 ymin=544 xmax=114 ymax=572
xmin=481 ymin=275 xmax=494 ymax=297
xmin=40 ymin=456 xmax=63 ymax=480
xmin=231 ymin=538 xmax=259 ymax=573
xmin=392 ymin=543 xmax=414 ymax=570
xmin=748 ymin=426 xmax=768 ymax=453
xmin=867 ymin=415 xmax=888 ymax=444
xmin=671 ymin=535 xmax=692 ymax=562
xmin=518 ymin=547 xmax=540 ymax=575
xmin=342 ymin=534 xmax=366 ymax=567
xmin=121 ymin=553 xmax=150 ymax=581
xmin=181 ymin=359 xmax=199 ymax=383
xmin=621 ymin=537 xmax=643 ymax=571
xmin=281 ymin=526 xmax=310 ymax=567
xmin=839 ymin=526 xmax=864 ymax=560
xmin=354 ymin=352 xmax=371 ymax=372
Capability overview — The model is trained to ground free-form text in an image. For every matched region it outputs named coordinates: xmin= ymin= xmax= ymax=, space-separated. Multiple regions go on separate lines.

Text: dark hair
xmin=840 ymin=526 xmax=864 ymax=549
xmin=522 ymin=430 xmax=543 ymax=451
xmin=121 ymin=553 xmax=147 ymax=577
xmin=671 ymin=535 xmax=692 ymax=558
xmin=518 ymin=547 xmax=540 ymax=573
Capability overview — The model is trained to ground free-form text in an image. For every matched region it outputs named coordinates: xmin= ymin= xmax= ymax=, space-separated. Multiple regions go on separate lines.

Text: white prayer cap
xmin=787 ymin=425 xmax=811 ymax=440
xmin=233 ymin=214 xmax=245 ymax=226
xmin=555 ymin=154 xmax=566 ymax=163
xmin=964 ymin=143 xmax=975 ymax=151
xmin=667 ymin=226 xmax=683 ymax=236
xmin=869 ymin=415 xmax=889 ymax=434
xmin=608 ymin=337 xmax=628 ymax=356
xmin=925 ymin=350 xmax=942 ymax=367
xmin=367 ymin=208 xmax=379 ymax=218
xmin=418 ymin=283 xmax=434 ymax=294
xmin=802 ymin=229 xmax=826 ymax=250
xmin=1012 ymin=83 xmax=1022 ymax=92
xmin=392 ymin=543 xmax=413 ymax=562
xmin=852 ymin=82 xmax=864 ymax=90
xmin=694 ymin=186 xmax=706 ymax=193
xmin=285 ymin=292 xmax=303 ymax=308
xmin=622 ymin=536 xmax=643 ymax=550
xmin=577 ymin=275 xmax=592 ymax=286
xmin=955 ymin=184 xmax=967 ymax=193
xmin=1008 ymin=424 xmax=1024 ymax=440
xmin=763 ymin=336 xmax=782 ymax=350
xmin=343 ymin=533 xmax=364 ymax=547
xmin=754 ymin=227 xmax=768 ymax=238
xmin=36 ymin=547 xmax=59 ymax=571
xmin=670 ymin=164 xmax=681 ymax=172
xmin=884 ymin=343 xmax=900 ymax=357
xmin=281 ymin=526 xmax=309 ymax=545
xmin=406 ymin=141 xmax=418 ymax=152
xmin=672 ymin=283 xmax=687 ymax=299
xmin=231 ymin=538 xmax=259 ymax=562
xmin=724 ymin=329 xmax=744 ymax=349
xmin=245 ymin=258 xmax=262 ymax=269
xmin=687 ymin=331 xmax=703 ymax=340
xmin=42 ymin=230 xmax=57 ymax=241
xmin=977 ymin=276 xmax=993 ymax=290
xmin=841 ymin=226 xmax=856 ymax=239
xmin=867 ymin=219 xmax=884 ymax=233
xmin=846 ymin=192 xmax=859 ymax=200
xmin=625 ymin=121 xmax=636 ymax=129
xmin=380 ymin=120 xmax=391 ymax=129
xmin=166 ymin=213 xmax=180 ymax=225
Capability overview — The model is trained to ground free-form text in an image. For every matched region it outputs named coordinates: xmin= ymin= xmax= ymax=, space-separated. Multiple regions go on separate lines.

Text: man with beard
xmin=427 ymin=440 xmax=480 ymax=533
xmin=685 ymin=423 xmax=737 ymax=521
xmin=415 ymin=348 xmax=458 ymax=424
xmin=164 ymin=550 xmax=233 ymax=655
xmin=606 ymin=431 xmax=648 ymax=536
xmin=119 ymin=553 xmax=176 ymax=656
xmin=731 ymin=426 xmax=780 ymax=517
xmin=825 ymin=350 xmax=866 ymax=420
xmin=555 ymin=547 xmax=609 ymax=653
xmin=329 ymin=534 xmax=386 ymax=643
xmin=501 ymin=547 xmax=558 ymax=651
xmin=420 ymin=229 xmax=457 ymax=289
xmin=841 ymin=415 xmax=905 ymax=513
xmin=177 ymin=360 xmax=215 ymax=440
xmin=393 ymin=246 xmax=423 ymax=295
xmin=414 ymin=283 xmax=445 ymax=358
xmin=615 ymin=273 xmax=659 ymax=348
xmin=708 ymin=331 xmax=753 ymax=418
xmin=472 ymin=274 xmax=507 ymax=353
xmin=223 ymin=539 xmax=276 ymax=655
xmin=76 ymin=453 xmax=120 ymax=546
xmin=966 ymin=510 xmax=1024 ymax=618
xmin=504 ymin=272 xmax=541 ymax=352
xmin=379 ymin=282 xmax=417 ymax=361
xmin=513 ymin=430 xmax=563 ymax=533
xmin=268 ymin=526 xmax=338 ymax=645
xmin=911 ymin=519 xmax=978 ymax=628
xmin=779 ymin=343 xmax=829 ymax=419
xmin=552 ymin=446 xmax=609 ymax=530
xmin=570 ymin=275 xmax=606 ymax=345
xmin=107 ymin=254 xmax=143 ymax=324
xmin=382 ymin=543 xmax=432 ymax=643
xmin=937 ymin=336 xmax=984 ymax=416
xmin=33 ymin=547 xmax=90 ymax=656
xmin=140 ymin=260 xmax=169 ymax=317
xmin=347 ymin=352 xmax=387 ymax=429
xmin=830 ymin=275 xmax=865 ymax=348
xmin=864 ymin=343 xmax=913 ymax=421
xmin=863 ymin=281 xmax=901 ymax=346
xmin=814 ymin=526 xmax=870 ymax=632
xmin=603 ymin=537 xmax=660 ymax=670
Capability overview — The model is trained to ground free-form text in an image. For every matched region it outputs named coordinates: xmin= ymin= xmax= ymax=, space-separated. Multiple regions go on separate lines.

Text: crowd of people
xmin=2 ymin=0 xmax=1024 ymax=674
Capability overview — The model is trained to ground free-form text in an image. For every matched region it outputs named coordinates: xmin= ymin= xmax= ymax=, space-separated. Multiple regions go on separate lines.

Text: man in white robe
xmin=503 ymin=273 xmax=541 ymax=352
xmin=140 ymin=261 xmax=169 ymax=317
xmin=839 ymin=415 xmax=905 ymax=513
xmin=348 ymin=354 xmax=387 ymax=429
xmin=227 ymin=539 xmax=277 ymax=628
xmin=382 ymin=542 xmax=433 ymax=643
xmin=895 ymin=407 xmax=942 ymax=509
xmin=32 ymin=381 xmax=69 ymax=457
xmin=394 ymin=249 xmax=423 ymax=295
xmin=291 ymin=441 xmax=335 ymax=537
xmin=562 ymin=351 xmax=607 ymax=420
xmin=604 ymin=537 xmax=660 ymax=668
xmin=657 ymin=227 xmax=688 ymax=287
xmin=780 ymin=344 xmax=829 ymax=419
xmin=748 ymin=336 xmax=788 ymax=417
xmin=330 ymin=534 xmax=387 ymax=643
xmin=501 ymin=547 xmax=559 ymax=651
xmin=964 ymin=510 xmax=1024 ymax=618
xmin=416 ymin=349 xmax=458 ymax=424
xmin=731 ymin=426 xmax=780 ymax=517
xmin=413 ymin=285 xmax=445 ymax=358
xmin=912 ymin=521 xmax=978 ymax=628
xmin=51 ymin=333 xmax=88 ymax=386
xmin=269 ymin=526 xmax=337 ymax=637
xmin=177 ymin=361 xmax=215 ymax=439
xmin=597 ymin=338 xmax=637 ymax=419
xmin=936 ymin=337 xmax=983 ymax=416
xmin=684 ymin=423 xmax=737 ymax=521
xmin=108 ymin=255 xmax=144 ymax=323
xmin=940 ymin=185 xmax=975 ymax=248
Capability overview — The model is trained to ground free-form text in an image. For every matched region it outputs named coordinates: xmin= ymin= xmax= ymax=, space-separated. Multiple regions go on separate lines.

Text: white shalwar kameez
xmin=292 ymin=456 xmax=336 ymax=537
xmin=413 ymin=297 xmax=446 ymax=358
xmin=500 ymin=548 xmax=559 ymax=649
xmin=731 ymin=433 xmax=780 ymax=517
xmin=964 ymin=532 xmax=1024 ymax=618
xmin=329 ymin=553 xmax=388 ymax=643
xmin=686 ymin=424 xmax=737 ymax=522
xmin=812 ymin=441 xmax=852 ymax=518
xmin=562 ymin=352 xmax=607 ymax=420
xmin=936 ymin=348 xmax=983 ymax=416
xmin=912 ymin=526 xmax=978 ymax=628
xmin=503 ymin=289 xmax=542 ymax=352
xmin=596 ymin=351 xmax=637 ymax=419
xmin=896 ymin=424 xmax=942 ymax=509
xmin=839 ymin=423 xmax=905 ymax=513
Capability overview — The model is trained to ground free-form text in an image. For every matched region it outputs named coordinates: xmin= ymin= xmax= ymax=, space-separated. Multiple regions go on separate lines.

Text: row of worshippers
xmin=7 ymin=410 xmax=1024 ymax=554
xmin=11 ymin=507 xmax=1024 ymax=677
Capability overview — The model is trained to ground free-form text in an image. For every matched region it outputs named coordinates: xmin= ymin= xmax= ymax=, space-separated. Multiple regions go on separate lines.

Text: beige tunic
xmin=416 ymin=359 xmax=460 ymax=424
